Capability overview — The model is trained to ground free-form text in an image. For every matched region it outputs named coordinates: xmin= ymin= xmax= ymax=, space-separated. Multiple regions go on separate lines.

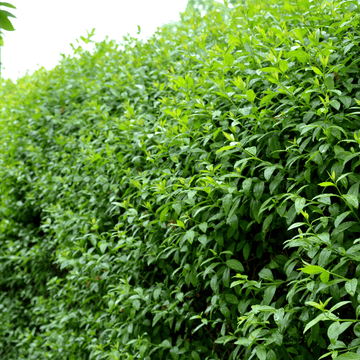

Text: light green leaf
xmin=299 ymin=265 xmax=326 ymax=274
xmin=345 ymin=279 xmax=357 ymax=297
xmin=199 ymin=222 xmax=208 ymax=233
xmin=319 ymin=182 xmax=335 ymax=187
xmin=279 ymin=60 xmax=289 ymax=73
xmin=329 ymin=301 xmax=351 ymax=313
xmin=224 ymin=53 xmax=234 ymax=66
xmin=99 ymin=242 xmax=107 ymax=254
xmin=312 ymin=66 xmax=323 ymax=75
xmin=160 ymin=206 xmax=169 ymax=221
xmin=260 ymin=67 xmax=281 ymax=74
xmin=320 ymin=271 xmax=330 ymax=284
xmin=177 ymin=220 xmax=185 ymax=229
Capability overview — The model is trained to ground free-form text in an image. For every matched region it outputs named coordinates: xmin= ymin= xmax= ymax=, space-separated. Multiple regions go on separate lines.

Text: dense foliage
xmin=2 ymin=0 xmax=360 ymax=359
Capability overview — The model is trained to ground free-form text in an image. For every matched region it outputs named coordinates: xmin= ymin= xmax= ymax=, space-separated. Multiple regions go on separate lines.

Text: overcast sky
xmin=0 ymin=0 xmax=196 ymax=83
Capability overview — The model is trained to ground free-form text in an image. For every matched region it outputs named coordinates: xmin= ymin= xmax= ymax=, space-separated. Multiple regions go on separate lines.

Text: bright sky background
xmin=0 ymin=0 xmax=200 ymax=83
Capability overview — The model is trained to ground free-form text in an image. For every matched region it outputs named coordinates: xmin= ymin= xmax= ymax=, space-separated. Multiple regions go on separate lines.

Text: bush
xmin=2 ymin=0 xmax=360 ymax=358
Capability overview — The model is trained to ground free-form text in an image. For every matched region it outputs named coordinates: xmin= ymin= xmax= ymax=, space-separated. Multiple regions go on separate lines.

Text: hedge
xmin=1 ymin=0 xmax=360 ymax=359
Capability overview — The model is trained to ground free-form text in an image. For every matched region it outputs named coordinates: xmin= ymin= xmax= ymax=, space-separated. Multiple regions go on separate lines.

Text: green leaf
xmin=329 ymin=301 xmax=351 ymax=313
xmin=348 ymin=183 xmax=359 ymax=198
xmin=304 ymin=313 xmax=337 ymax=334
xmin=132 ymin=299 xmax=140 ymax=311
xmin=335 ymin=353 xmax=360 ymax=360
xmin=0 ymin=9 xmax=14 ymax=31
xmin=243 ymin=242 xmax=251 ymax=260
xmin=242 ymin=178 xmax=252 ymax=196
xmin=255 ymin=345 xmax=267 ymax=360
xmin=295 ymin=197 xmax=306 ymax=215
xmin=330 ymin=100 xmax=341 ymax=110
xmin=263 ymin=285 xmax=276 ymax=305
xmin=354 ymin=323 xmax=360 ymax=337
xmin=191 ymin=351 xmax=201 ymax=360
xmin=345 ymin=279 xmax=357 ymax=296
xmin=262 ymin=213 xmax=274 ymax=233
xmin=0 ymin=2 xmax=16 ymax=9
xmin=99 ymin=242 xmax=107 ymax=253
xmin=253 ymin=182 xmax=265 ymax=200
xmin=172 ymin=203 xmax=182 ymax=215
xmin=246 ymin=89 xmax=256 ymax=103
xmin=159 ymin=339 xmax=172 ymax=348
xmin=269 ymin=173 xmax=284 ymax=194
xmin=186 ymin=230 xmax=195 ymax=244
xmin=258 ymin=268 xmax=273 ymax=281
xmin=339 ymin=96 xmax=352 ymax=108
xmin=223 ymin=267 xmax=230 ymax=287
xmin=223 ymin=194 xmax=233 ymax=215
xmin=214 ymin=335 xmax=237 ymax=344
xmin=264 ymin=165 xmax=277 ymax=181
xmin=154 ymin=288 xmax=161 ymax=300
xmin=160 ymin=206 xmax=169 ymax=221
xmin=335 ymin=211 xmax=352 ymax=228
xmin=225 ymin=293 xmax=238 ymax=304
xmin=324 ymin=75 xmax=334 ymax=89
xmin=210 ymin=274 xmax=218 ymax=292
xmin=226 ymin=259 xmax=244 ymax=272
xmin=342 ymin=194 xmax=359 ymax=209
xmin=227 ymin=214 xmax=238 ymax=229
xmin=251 ymin=199 xmax=262 ymax=223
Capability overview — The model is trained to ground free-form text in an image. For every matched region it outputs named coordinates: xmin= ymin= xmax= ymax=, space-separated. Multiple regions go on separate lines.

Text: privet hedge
xmin=2 ymin=0 xmax=360 ymax=358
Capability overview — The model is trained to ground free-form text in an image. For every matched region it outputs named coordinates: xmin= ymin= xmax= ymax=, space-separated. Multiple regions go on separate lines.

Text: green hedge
xmin=2 ymin=0 xmax=360 ymax=359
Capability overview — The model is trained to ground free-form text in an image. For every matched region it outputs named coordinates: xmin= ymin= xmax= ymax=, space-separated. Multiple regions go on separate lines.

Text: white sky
xmin=0 ymin=0 xmax=196 ymax=83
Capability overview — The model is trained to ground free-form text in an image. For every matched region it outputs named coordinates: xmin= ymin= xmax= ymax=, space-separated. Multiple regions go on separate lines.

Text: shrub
xmin=1 ymin=0 xmax=360 ymax=359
